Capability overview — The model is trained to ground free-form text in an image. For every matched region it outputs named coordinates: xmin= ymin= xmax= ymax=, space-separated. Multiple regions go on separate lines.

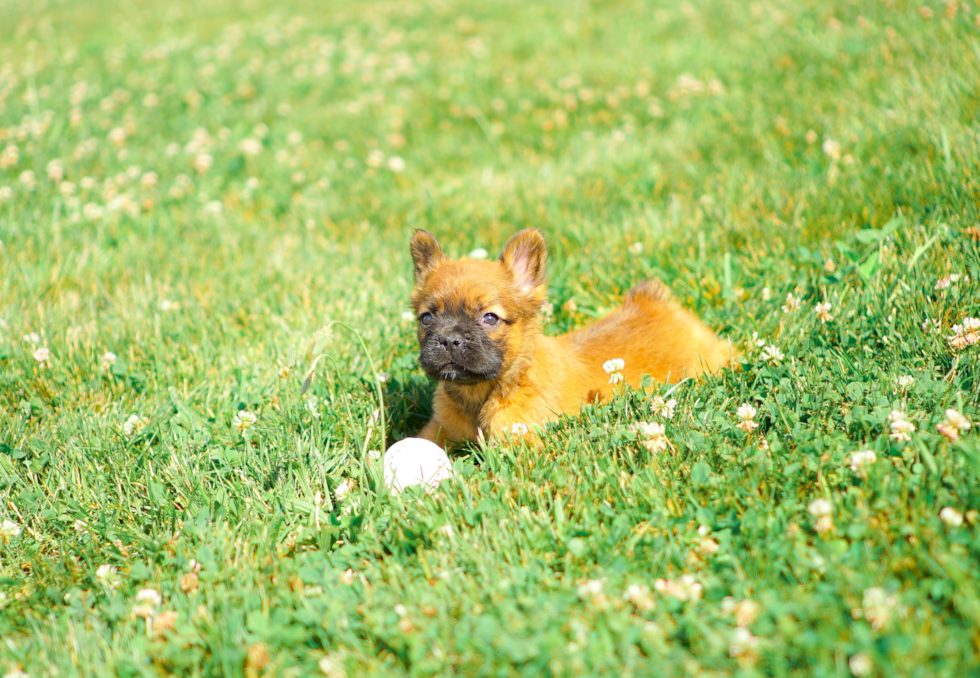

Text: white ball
xmin=383 ymin=438 xmax=454 ymax=494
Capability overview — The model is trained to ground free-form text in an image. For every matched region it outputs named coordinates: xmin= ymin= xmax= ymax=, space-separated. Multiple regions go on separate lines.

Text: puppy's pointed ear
xmin=500 ymin=229 xmax=547 ymax=304
xmin=410 ymin=230 xmax=445 ymax=284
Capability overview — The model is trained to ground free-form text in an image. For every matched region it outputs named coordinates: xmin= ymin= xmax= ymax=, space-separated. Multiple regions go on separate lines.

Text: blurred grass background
xmin=1 ymin=0 xmax=979 ymax=675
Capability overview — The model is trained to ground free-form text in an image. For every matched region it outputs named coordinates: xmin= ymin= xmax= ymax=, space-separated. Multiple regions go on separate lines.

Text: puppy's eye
xmin=420 ymin=312 xmax=434 ymax=326
xmin=481 ymin=312 xmax=500 ymax=326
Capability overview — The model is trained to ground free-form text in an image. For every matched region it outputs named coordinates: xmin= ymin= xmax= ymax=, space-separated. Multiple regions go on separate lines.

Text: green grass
xmin=1 ymin=0 xmax=980 ymax=675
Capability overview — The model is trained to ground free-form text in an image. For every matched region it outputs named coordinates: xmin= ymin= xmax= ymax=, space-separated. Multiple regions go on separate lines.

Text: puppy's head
xmin=409 ymin=229 xmax=547 ymax=384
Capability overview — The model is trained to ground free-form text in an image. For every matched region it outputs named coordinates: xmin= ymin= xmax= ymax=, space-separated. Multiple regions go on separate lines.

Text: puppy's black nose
xmin=438 ymin=333 xmax=464 ymax=349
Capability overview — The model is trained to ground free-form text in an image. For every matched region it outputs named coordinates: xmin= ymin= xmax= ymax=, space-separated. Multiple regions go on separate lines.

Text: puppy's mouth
xmin=435 ymin=362 xmax=486 ymax=384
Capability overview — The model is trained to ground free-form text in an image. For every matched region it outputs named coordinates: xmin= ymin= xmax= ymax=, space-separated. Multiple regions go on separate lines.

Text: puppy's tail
xmin=624 ymin=279 xmax=672 ymax=307
xmin=625 ymin=278 xmax=738 ymax=373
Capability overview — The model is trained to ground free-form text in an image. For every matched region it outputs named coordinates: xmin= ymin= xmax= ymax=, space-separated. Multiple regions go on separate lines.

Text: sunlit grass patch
xmin=1 ymin=0 xmax=980 ymax=675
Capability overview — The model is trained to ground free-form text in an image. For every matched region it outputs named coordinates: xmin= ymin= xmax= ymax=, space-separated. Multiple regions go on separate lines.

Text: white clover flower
xmin=734 ymin=599 xmax=760 ymax=627
xmin=23 ymin=333 xmax=40 ymax=344
xmin=888 ymin=410 xmax=915 ymax=442
xmin=319 ymin=652 xmax=346 ymax=677
xmin=96 ymin=564 xmax=121 ymax=589
xmin=192 ymin=153 xmax=213 ymax=173
xmin=232 ymin=410 xmax=258 ymax=435
xmin=937 ymin=408 xmax=971 ymax=442
xmin=366 ymin=149 xmax=385 ymax=167
xmin=401 ymin=310 xmax=415 ymax=322
xmin=628 ymin=242 xmax=643 ymax=255
xmin=239 ymin=137 xmax=263 ymax=155
xmin=576 ymin=579 xmax=606 ymax=604
xmin=948 ymin=316 xmax=980 ymax=351
xmin=467 ymin=247 xmax=489 ymax=260
xmin=822 ymin=137 xmax=841 ymax=160
xmin=376 ymin=371 xmax=391 ymax=384
xmin=815 ymin=301 xmax=833 ymax=323
xmin=735 ymin=403 xmax=759 ymax=432
xmin=0 ymin=519 xmax=22 ymax=538
xmin=108 ymin=127 xmax=127 ymax=145
xmin=510 ymin=422 xmax=530 ymax=436
xmin=782 ymin=293 xmax=801 ymax=313
xmin=654 ymin=574 xmax=702 ymax=602
xmin=760 ymin=344 xmax=784 ymax=365
xmin=631 ymin=421 xmax=669 ymax=453
xmin=135 ymin=588 xmax=162 ymax=606
xmin=761 ymin=287 xmax=772 ymax=301
xmin=849 ymin=450 xmax=877 ymax=476
xmin=203 ymin=200 xmax=224 ymax=215
xmin=699 ymin=537 xmax=720 ymax=555
xmin=939 ymin=507 xmax=964 ymax=527
xmin=83 ymin=202 xmax=105 ymax=220
xmin=849 ymin=653 xmax=873 ymax=677
xmin=808 ymin=498 xmax=834 ymax=533
xmin=888 ymin=421 xmax=915 ymax=442
xmin=334 ymin=479 xmax=354 ymax=499
xmin=131 ymin=604 xmax=156 ymax=620
xmin=649 ymin=396 xmax=677 ymax=419
xmin=32 ymin=346 xmax=52 ymax=367
xmin=46 ymin=159 xmax=65 ymax=182
xmin=895 ymin=375 xmax=914 ymax=390
xmin=387 ymin=156 xmax=406 ymax=173
xmin=856 ymin=587 xmax=896 ymax=630
xmin=100 ymin=351 xmax=117 ymax=371
xmin=809 ymin=498 xmax=832 ymax=517
xmin=603 ymin=358 xmax=625 ymax=384
xmin=0 ymin=143 xmax=19 ymax=169
xmin=623 ymin=584 xmax=655 ymax=611
xmin=0 ymin=186 xmax=13 ymax=202
xmin=602 ymin=358 xmax=625 ymax=373
xmin=729 ymin=627 xmax=758 ymax=660
xmin=122 ymin=414 xmax=149 ymax=438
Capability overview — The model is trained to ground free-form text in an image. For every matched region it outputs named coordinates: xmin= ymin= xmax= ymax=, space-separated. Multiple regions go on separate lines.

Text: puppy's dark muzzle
xmin=435 ymin=331 xmax=468 ymax=355
xmin=417 ymin=317 xmax=504 ymax=383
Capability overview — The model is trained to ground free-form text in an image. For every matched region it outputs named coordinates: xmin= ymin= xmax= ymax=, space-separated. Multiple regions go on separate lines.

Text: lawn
xmin=1 ymin=0 xmax=979 ymax=675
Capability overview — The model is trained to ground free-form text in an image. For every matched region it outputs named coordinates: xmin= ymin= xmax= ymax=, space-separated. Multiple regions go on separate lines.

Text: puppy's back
xmin=565 ymin=280 xmax=732 ymax=385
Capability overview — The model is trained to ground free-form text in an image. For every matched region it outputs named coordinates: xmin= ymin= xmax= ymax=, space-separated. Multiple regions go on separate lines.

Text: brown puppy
xmin=410 ymin=228 xmax=732 ymax=447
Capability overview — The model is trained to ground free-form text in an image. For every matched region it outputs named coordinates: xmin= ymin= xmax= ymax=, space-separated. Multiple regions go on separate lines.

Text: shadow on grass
xmin=382 ymin=372 xmax=485 ymax=465
xmin=383 ymin=372 xmax=435 ymax=445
